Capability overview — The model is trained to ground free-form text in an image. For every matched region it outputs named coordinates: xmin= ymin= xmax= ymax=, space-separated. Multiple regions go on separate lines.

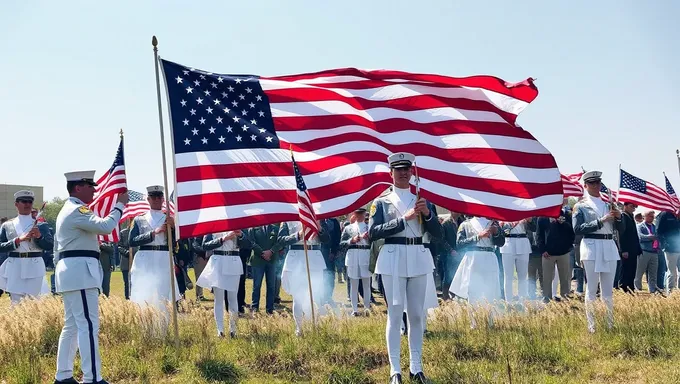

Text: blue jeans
xmin=251 ymin=263 xmax=276 ymax=313
xmin=50 ymin=273 xmax=56 ymax=294
xmin=570 ymin=250 xmax=584 ymax=294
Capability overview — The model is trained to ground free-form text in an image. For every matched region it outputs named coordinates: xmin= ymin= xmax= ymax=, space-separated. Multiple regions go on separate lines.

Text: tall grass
xmin=1 ymin=292 xmax=680 ymax=383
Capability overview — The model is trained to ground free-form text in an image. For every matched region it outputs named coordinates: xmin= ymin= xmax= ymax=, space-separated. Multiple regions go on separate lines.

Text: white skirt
xmin=196 ymin=254 xmax=243 ymax=292
xmin=0 ymin=257 xmax=46 ymax=296
xmin=130 ymin=250 xmax=181 ymax=305
xmin=281 ymin=249 xmax=326 ymax=297
xmin=450 ymin=251 xmax=501 ymax=304
xmin=345 ymin=249 xmax=371 ymax=279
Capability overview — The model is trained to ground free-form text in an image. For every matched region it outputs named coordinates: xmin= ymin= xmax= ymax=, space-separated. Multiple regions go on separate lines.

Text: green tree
xmin=41 ymin=197 xmax=66 ymax=230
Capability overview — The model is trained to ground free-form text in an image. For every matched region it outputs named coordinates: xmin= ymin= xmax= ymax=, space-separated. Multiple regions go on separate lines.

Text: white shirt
xmin=389 ymin=187 xmax=422 ymax=238
xmin=14 ymin=214 xmax=41 ymax=252
xmin=147 ymin=210 xmax=167 ymax=245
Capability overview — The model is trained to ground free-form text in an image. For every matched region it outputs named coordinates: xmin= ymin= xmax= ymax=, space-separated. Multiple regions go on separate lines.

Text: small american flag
xmin=160 ymin=59 xmax=562 ymax=238
xmin=561 ymin=172 xmax=584 ymax=197
xmin=664 ymin=174 xmax=680 ymax=210
xmin=90 ymin=137 xmax=126 ymax=242
xmin=120 ymin=190 xmax=177 ymax=223
xmin=600 ymin=182 xmax=617 ymax=203
xmin=293 ymin=152 xmax=320 ymax=241
xmin=618 ymin=169 xmax=677 ymax=212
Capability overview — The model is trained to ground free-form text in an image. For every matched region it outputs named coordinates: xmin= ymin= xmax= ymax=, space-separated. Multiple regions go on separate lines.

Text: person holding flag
xmin=277 ymin=152 xmax=330 ymax=337
xmin=0 ymin=190 xmax=53 ymax=306
xmin=368 ymin=152 xmax=442 ymax=384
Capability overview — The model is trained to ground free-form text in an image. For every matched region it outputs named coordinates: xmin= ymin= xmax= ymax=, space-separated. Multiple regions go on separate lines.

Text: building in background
xmin=0 ymin=184 xmax=44 ymax=218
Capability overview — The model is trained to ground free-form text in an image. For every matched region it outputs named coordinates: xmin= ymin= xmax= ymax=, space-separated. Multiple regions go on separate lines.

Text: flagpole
xmin=303 ymin=231 xmax=317 ymax=328
xmin=152 ymin=35 xmax=180 ymax=352
xmin=118 ymin=129 xmax=135 ymax=274
xmin=676 ymin=149 xmax=679 ymax=179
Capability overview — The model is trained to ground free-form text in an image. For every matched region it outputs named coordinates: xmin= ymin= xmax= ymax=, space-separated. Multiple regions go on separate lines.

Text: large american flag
xmin=664 ymin=174 xmax=680 ymax=210
xmin=293 ymin=152 xmax=320 ymax=241
xmin=618 ymin=169 xmax=677 ymax=212
xmin=561 ymin=172 xmax=584 ymax=197
xmin=120 ymin=190 xmax=177 ymax=223
xmin=160 ymin=59 xmax=563 ymax=238
xmin=90 ymin=137 xmax=126 ymax=242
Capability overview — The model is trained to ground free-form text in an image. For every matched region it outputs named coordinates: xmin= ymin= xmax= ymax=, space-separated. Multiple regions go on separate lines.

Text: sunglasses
xmin=17 ymin=200 xmax=34 ymax=204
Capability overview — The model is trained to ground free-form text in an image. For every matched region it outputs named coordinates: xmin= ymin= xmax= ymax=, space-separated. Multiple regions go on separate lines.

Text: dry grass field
xmin=1 ymin=271 xmax=680 ymax=383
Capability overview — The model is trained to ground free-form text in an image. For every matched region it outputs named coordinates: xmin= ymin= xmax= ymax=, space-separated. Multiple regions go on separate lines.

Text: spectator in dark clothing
xmin=537 ymin=202 xmax=575 ymax=301
xmin=0 ymin=217 xmax=8 ymax=296
xmin=656 ymin=209 xmax=680 ymax=293
xmin=226 ymin=229 xmax=251 ymax=313
xmin=435 ymin=214 xmax=459 ymax=300
xmin=99 ymin=241 xmax=116 ymax=297
xmin=526 ymin=217 xmax=543 ymax=299
xmin=118 ymin=227 xmax=133 ymax=299
xmin=175 ymin=238 xmax=194 ymax=298
xmin=320 ymin=218 xmax=342 ymax=304
xmin=616 ymin=202 xmax=642 ymax=293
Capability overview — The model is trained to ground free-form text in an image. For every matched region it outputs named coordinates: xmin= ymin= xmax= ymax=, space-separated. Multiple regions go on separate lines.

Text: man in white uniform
xmin=368 ymin=152 xmax=442 ymax=384
xmin=572 ymin=170 xmax=623 ymax=333
xmin=340 ymin=208 xmax=372 ymax=315
xmin=0 ymin=190 xmax=53 ymax=305
xmin=53 ymin=170 xmax=128 ymax=384
xmin=499 ymin=218 xmax=534 ymax=301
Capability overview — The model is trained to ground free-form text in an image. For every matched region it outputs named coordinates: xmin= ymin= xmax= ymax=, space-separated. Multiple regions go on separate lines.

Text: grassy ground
xmin=1 ymin=271 xmax=680 ymax=383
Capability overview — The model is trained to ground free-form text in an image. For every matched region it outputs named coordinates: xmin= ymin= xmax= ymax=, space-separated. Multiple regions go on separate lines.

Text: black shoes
xmin=409 ymin=371 xmax=429 ymax=383
xmin=389 ymin=373 xmax=403 ymax=384
xmin=54 ymin=379 xmax=79 ymax=384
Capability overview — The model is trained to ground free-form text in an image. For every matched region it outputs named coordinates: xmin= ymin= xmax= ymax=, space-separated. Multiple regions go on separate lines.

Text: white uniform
xmin=129 ymin=210 xmax=181 ymax=310
xmin=499 ymin=221 xmax=532 ymax=300
xmin=280 ymin=221 xmax=326 ymax=334
xmin=341 ymin=221 xmax=372 ymax=313
xmin=198 ymin=231 xmax=244 ymax=335
xmin=53 ymin=196 xmax=123 ymax=383
xmin=0 ymin=214 xmax=52 ymax=304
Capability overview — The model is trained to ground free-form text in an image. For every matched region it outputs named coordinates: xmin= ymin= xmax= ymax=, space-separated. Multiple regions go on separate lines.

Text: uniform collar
xmin=69 ymin=196 xmax=85 ymax=205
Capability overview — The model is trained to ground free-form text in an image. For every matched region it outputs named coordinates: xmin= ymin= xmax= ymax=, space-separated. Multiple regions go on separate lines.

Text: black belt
xmin=470 ymin=246 xmax=495 ymax=252
xmin=348 ymin=245 xmax=370 ymax=250
xmin=505 ymin=234 xmax=527 ymax=238
xmin=213 ymin=250 xmax=240 ymax=256
xmin=139 ymin=245 xmax=169 ymax=251
xmin=290 ymin=244 xmax=321 ymax=251
xmin=583 ymin=234 xmax=613 ymax=240
xmin=8 ymin=252 xmax=42 ymax=258
xmin=60 ymin=250 xmax=100 ymax=259
xmin=384 ymin=237 xmax=423 ymax=245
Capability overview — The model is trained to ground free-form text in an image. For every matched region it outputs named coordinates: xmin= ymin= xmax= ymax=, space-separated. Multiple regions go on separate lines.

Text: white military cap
xmin=387 ymin=152 xmax=415 ymax=169
xmin=146 ymin=185 xmax=164 ymax=196
xmin=64 ymin=170 xmax=98 ymax=186
xmin=14 ymin=190 xmax=35 ymax=201
xmin=582 ymin=170 xmax=603 ymax=183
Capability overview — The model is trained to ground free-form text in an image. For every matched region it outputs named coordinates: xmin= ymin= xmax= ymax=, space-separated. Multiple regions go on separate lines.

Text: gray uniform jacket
xmin=0 ymin=220 xmax=53 ymax=253
xmin=368 ymin=196 xmax=442 ymax=241
xmin=128 ymin=214 xmax=171 ymax=247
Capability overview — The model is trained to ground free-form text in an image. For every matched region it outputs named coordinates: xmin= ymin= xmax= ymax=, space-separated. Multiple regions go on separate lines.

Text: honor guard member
xmin=53 ymin=171 xmax=128 ymax=384
xmin=368 ymin=152 xmax=442 ymax=384
xmin=498 ymin=217 xmax=535 ymax=301
xmin=573 ymin=170 xmax=624 ymax=333
xmin=278 ymin=220 xmax=330 ymax=337
xmin=128 ymin=186 xmax=180 ymax=316
xmin=0 ymin=190 xmax=53 ymax=305
xmin=199 ymin=229 xmax=251 ymax=338
xmin=340 ymin=208 xmax=372 ymax=315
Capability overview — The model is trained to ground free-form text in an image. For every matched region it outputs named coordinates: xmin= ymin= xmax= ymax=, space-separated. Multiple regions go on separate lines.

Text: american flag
xmin=89 ymin=137 xmax=127 ymax=242
xmin=561 ymin=172 xmax=584 ymax=197
xmin=664 ymin=174 xmax=680 ymax=210
xmin=120 ymin=190 xmax=177 ymax=223
xmin=160 ymin=59 xmax=563 ymax=238
xmin=600 ymin=182 xmax=617 ymax=203
xmin=293 ymin=152 xmax=320 ymax=241
xmin=618 ymin=169 xmax=677 ymax=212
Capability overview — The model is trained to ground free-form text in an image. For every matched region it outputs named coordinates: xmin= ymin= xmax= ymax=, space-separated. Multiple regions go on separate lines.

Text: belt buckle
xmin=406 ymin=238 xmax=414 ymax=245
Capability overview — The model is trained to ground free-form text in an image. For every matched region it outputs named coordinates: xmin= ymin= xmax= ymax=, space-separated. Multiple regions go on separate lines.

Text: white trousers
xmin=583 ymin=260 xmax=615 ymax=332
xmin=501 ymin=253 xmax=529 ymax=300
xmin=10 ymin=292 xmax=26 ymax=306
xmin=350 ymin=277 xmax=371 ymax=313
xmin=665 ymin=252 xmax=680 ymax=293
xmin=382 ymin=274 xmax=427 ymax=376
xmin=55 ymin=289 xmax=101 ymax=383
xmin=213 ymin=288 xmax=238 ymax=335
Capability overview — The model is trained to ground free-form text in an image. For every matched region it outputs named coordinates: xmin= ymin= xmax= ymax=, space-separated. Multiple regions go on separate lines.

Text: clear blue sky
xmin=1 ymin=1 xmax=679 ymax=200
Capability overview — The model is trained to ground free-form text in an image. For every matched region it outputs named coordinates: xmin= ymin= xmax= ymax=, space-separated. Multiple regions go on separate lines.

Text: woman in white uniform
xmin=340 ymin=208 xmax=372 ymax=315
xmin=199 ymin=230 xmax=249 ymax=338
xmin=450 ymin=216 xmax=505 ymax=308
xmin=499 ymin=218 xmax=534 ymax=301
xmin=278 ymin=220 xmax=329 ymax=336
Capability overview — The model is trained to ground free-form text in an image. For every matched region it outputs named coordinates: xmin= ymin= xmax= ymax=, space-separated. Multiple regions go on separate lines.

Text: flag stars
xmin=199 ymin=117 xmax=206 ymax=124
xmin=242 ymin=125 xmax=249 ymax=131
xmin=191 ymin=128 xmax=199 ymax=135
xmin=241 ymin=110 xmax=248 ymax=116
xmin=249 ymin=102 xmax=255 ymax=109
xmin=204 ymin=90 xmax=211 ymax=96
xmin=183 ymin=119 xmax=189 ymax=126
xmin=175 ymin=76 xmax=183 ymax=84
xmin=258 ymin=128 xmax=266 ymax=133
xmin=218 ymin=136 xmax=225 ymax=143
xmin=228 ymin=86 xmax=234 ymax=92
xmin=211 ymin=82 xmax=217 ymax=88
xmin=222 ymin=107 xmax=230 ymax=114
xmin=245 ymin=87 xmax=252 ymax=93
xmin=226 ymin=126 xmax=233 ymax=133
xmin=251 ymin=119 xmax=258 ymax=125
xmin=235 ymin=79 xmax=242 ymax=84
xmin=214 ymin=99 xmax=221 ymax=105
xmin=258 ymin=111 xmax=265 ymax=117
xmin=206 ymin=107 xmax=213 ymax=114
xmin=250 ymin=135 xmax=257 ymax=141
xmin=180 ymin=100 xmax=187 ymax=107
xmin=238 ymin=94 xmax=245 ymax=100
xmin=209 ymin=127 xmax=216 ymax=134
xmin=231 ymin=101 xmax=238 ymax=107
xmin=189 ymin=109 xmax=196 ymax=116
xmin=221 ymin=92 xmax=228 ymax=98
xmin=235 ymin=135 xmax=242 ymax=141
xmin=199 ymin=74 xmax=206 ymax=80
xmin=197 ymin=97 xmax=204 ymax=104
xmin=201 ymin=137 xmax=208 ymax=144
xmin=184 ymin=138 xmax=191 ymax=145
xmin=216 ymin=116 xmax=223 ymax=124
xmin=217 ymin=77 xmax=224 ymax=83
xmin=182 ymin=70 xmax=190 ymax=75
xmin=193 ymin=80 xmax=201 ymax=87
xmin=233 ymin=116 xmax=240 ymax=123
xmin=256 ymin=95 xmax=262 ymax=101
xmin=265 ymin=136 xmax=273 ymax=143
xmin=186 ymin=87 xmax=194 ymax=94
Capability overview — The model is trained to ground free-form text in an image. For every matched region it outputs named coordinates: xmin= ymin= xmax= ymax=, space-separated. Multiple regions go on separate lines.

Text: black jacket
xmin=619 ymin=212 xmax=643 ymax=256
xmin=537 ymin=207 xmax=575 ymax=256
xmin=656 ymin=211 xmax=680 ymax=252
